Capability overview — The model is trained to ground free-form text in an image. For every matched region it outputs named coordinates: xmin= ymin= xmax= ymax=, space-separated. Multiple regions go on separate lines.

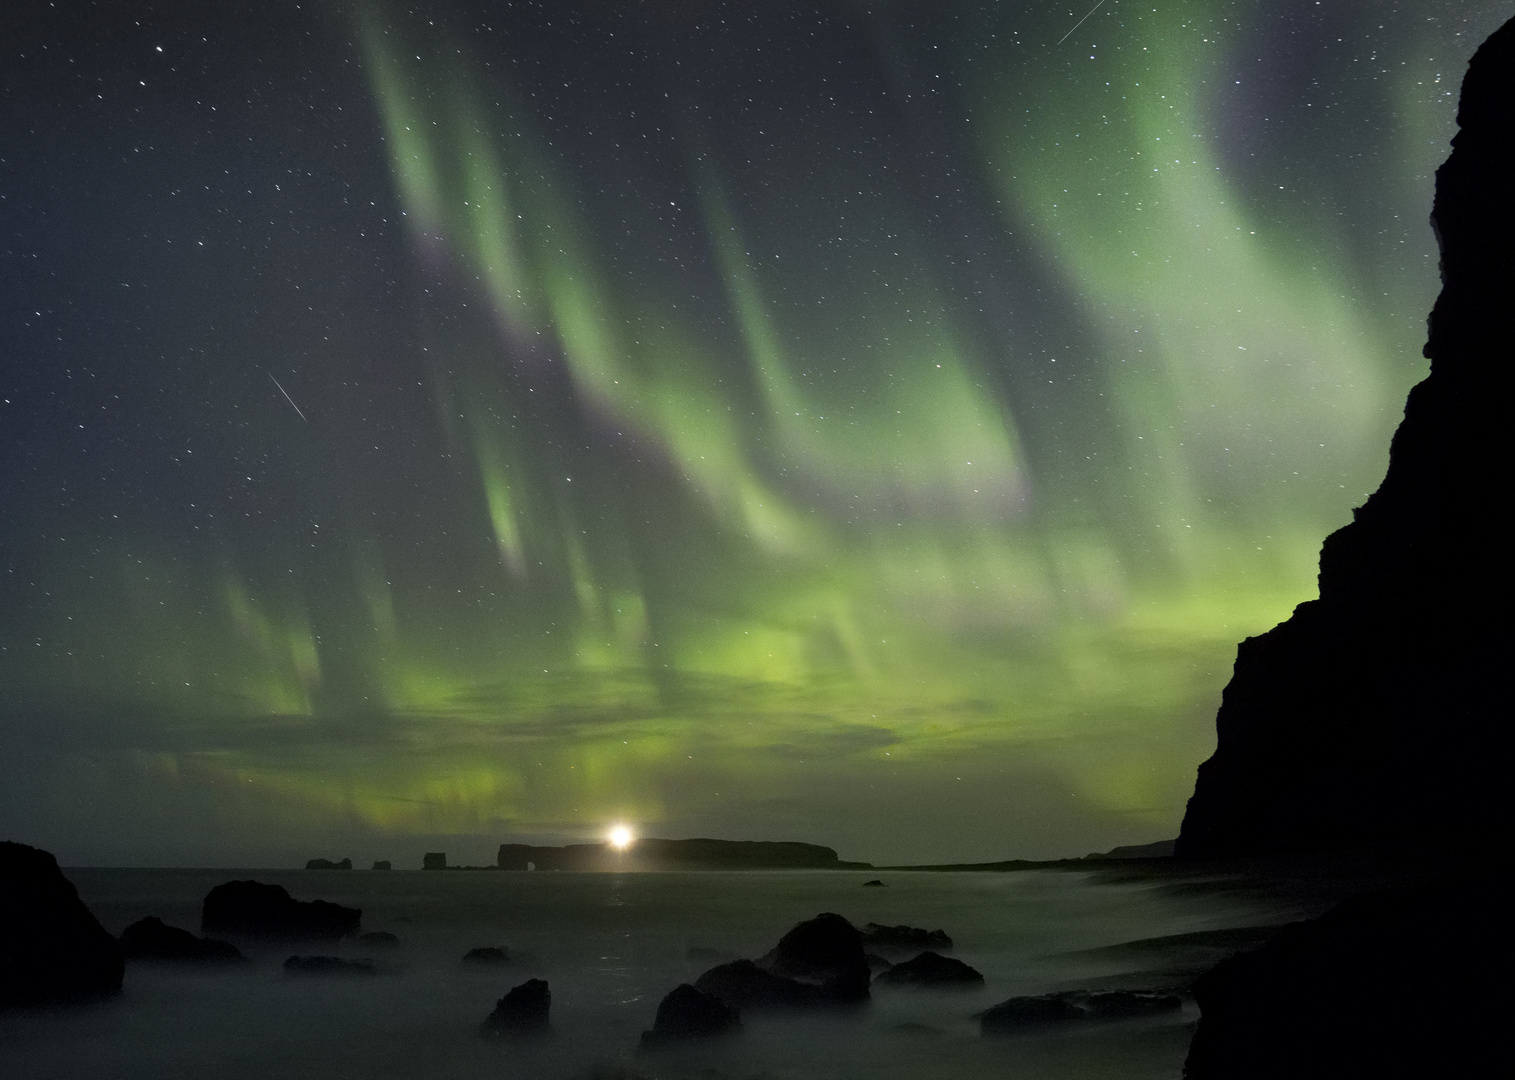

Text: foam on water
xmin=2 ymin=868 xmax=1280 ymax=1079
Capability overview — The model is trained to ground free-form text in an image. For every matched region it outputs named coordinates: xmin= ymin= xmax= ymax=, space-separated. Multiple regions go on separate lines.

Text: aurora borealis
xmin=2 ymin=1 xmax=1506 ymax=867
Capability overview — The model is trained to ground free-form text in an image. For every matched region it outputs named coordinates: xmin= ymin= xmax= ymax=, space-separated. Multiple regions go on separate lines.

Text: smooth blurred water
xmin=2 ymin=867 xmax=1282 ymax=1080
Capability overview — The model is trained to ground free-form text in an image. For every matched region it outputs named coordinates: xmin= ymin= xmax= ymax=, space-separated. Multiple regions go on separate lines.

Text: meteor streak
xmin=269 ymin=373 xmax=308 ymax=422
xmin=1057 ymin=0 xmax=1106 ymax=45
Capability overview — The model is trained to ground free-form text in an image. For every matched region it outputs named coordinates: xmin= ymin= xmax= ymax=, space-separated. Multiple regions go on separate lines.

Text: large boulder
xmin=119 ymin=917 xmax=245 ymax=964
xmin=757 ymin=912 xmax=870 ymax=1003
xmin=873 ymin=950 xmax=982 ymax=987
xmin=201 ymin=880 xmax=360 ymax=941
xmin=480 ymin=978 xmax=550 ymax=1036
xmin=640 ymin=984 xmax=740 ymax=1047
xmin=0 ymin=841 xmax=124 ymax=1008
xmin=694 ymin=958 xmax=817 ymax=1009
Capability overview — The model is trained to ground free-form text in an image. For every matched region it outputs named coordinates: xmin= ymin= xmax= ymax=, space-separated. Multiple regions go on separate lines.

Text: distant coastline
xmin=285 ymin=836 xmax=1177 ymax=873
xmin=495 ymin=837 xmax=872 ymax=871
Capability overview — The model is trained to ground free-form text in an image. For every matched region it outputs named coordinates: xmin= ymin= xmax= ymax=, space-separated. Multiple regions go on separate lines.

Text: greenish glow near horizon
xmin=2 ymin=0 xmax=1498 ymax=865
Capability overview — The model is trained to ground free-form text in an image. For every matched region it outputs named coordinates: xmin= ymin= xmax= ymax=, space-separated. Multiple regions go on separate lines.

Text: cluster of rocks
xmin=4 ymin=839 xmax=1188 ymax=1059
xmin=640 ymin=912 xmax=989 ymax=1047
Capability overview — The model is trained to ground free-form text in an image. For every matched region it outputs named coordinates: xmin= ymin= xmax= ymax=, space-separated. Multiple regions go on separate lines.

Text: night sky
xmin=2 ymin=0 xmax=1506 ymax=868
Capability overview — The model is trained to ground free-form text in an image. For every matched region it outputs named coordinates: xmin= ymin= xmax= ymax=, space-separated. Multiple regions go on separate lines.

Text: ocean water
xmin=4 ymin=867 xmax=1283 ymax=1080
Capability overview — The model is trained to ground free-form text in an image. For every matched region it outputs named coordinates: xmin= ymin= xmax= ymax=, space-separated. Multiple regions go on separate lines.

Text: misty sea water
xmin=3 ymin=867 xmax=1283 ymax=1080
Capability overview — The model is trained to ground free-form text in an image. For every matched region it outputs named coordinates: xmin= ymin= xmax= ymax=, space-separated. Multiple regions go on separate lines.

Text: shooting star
xmin=1057 ymin=0 xmax=1107 ymax=45
xmin=269 ymin=373 xmax=308 ymax=422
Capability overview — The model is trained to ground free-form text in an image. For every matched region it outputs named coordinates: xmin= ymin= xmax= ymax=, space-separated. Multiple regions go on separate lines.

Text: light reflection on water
xmin=3 ymin=868 xmax=1284 ymax=1080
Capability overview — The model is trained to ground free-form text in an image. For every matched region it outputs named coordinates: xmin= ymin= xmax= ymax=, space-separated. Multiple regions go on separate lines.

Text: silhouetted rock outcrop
xmin=422 ymin=852 xmax=447 ymax=870
xmin=304 ymin=858 xmax=352 ymax=870
xmin=1177 ymin=17 xmax=1514 ymax=860
xmin=0 ymin=841 xmax=123 ymax=1008
xmin=874 ymin=950 xmax=982 ymax=987
xmin=757 ymin=912 xmax=870 ymax=1003
xmin=371 ymin=860 xmax=392 ymax=871
xmin=119 ymin=917 xmax=245 ymax=964
xmin=640 ymin=984 xmax=740 ymax=1047
xmin=480 ymin=978 xmax=550 ymax=1036
xmin=201 ymin=880 xmax=360 ymax=941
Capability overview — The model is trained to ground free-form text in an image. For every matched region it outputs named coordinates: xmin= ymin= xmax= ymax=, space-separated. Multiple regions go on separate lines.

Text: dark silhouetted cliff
xmin=1179 ymin=19 xmax=1513 ymax=1080
xmin=1177 ymin=17 xmax=1514 ymax=859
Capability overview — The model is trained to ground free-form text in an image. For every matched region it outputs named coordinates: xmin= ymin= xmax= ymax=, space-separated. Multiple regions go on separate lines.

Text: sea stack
xmin=1176 ymin=19 xmax=1513 ymax=860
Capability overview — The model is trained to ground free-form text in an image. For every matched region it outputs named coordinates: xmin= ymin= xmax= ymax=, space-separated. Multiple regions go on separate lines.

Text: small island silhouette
xmin=496 ymin=837 xmax=873 ymax=871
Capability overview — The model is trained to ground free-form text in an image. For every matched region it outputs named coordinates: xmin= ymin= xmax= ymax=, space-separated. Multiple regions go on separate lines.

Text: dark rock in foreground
xmin=758 ymin=912 xmax=870 ymax=1003
xmin=481 ymin=978 xmax=550 ymax=1036
xmin=119 ymin=917 xmax=245 ymax=964
xmin=641 ymin=984 xmax=740 ymax=1047
xmin=981 ymin=994 xmax=1085 ymax=1034
xmin=282 ymin=955 xmax=377 ymax=976
xmin=304 ymin=857 xmax=352 ymax=870
xmin=981 ymin=989 xmax=1180 ymax=1035
xmin=860 ymin=923 xmax=953 ymax=953
xmin=695 ymin=958 xmax=817 ymax=1009
xmin=1184 ymin=876 xmax=1493 ymax=1079
xmin=462 ymin=946 xmax=513 ymax=967
xmin=202 ymin=880 xmax=361 ymax=941
xmin=0 ymin=841 xmax=124 ymax=1008
xmin=357 ymin=931 xmax=398 ymax=948
xmin=874 ymin=950 xmax=982 ymax=987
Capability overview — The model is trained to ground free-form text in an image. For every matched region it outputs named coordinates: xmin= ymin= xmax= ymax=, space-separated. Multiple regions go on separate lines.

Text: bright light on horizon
xmin=608 ymin=825 xmax=634 ymax=850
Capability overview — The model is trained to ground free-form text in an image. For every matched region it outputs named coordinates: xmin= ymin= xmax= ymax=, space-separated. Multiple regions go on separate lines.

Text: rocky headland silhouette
xmin=1176 ymin=16 xmax=1512 ymax=1078
xmin=1177 ymin=23 xmax=1511 ymax=862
